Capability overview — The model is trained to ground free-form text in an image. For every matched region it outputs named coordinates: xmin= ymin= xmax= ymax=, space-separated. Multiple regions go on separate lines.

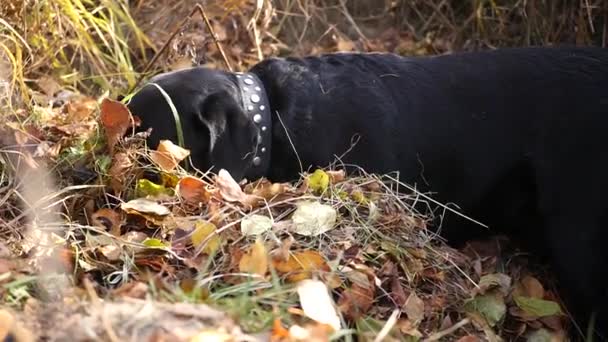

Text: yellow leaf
xmin=192 ymin=221 xmax=222 ymax=255
xmin=272 ymin=250 xmax=330 ymax=283
xmin=307 ymin=169 xmax=329 ymax=194
xmin=239 ymin=239 xmax=268 ymax=276
xmin=136 ymin=179 xmax=171 ymax=197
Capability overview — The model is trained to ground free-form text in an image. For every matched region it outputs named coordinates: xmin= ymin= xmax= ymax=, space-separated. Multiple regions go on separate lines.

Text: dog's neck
xmin=234 ymin=72 xmax=272 ymax=181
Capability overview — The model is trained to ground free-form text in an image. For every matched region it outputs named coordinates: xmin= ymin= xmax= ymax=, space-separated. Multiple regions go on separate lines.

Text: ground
xmin=0 ymin=1 xmax=605 ymax=341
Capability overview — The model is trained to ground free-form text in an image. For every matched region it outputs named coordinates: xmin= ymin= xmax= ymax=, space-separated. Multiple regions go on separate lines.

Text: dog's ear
xmin=194 ymin=90 xmax=258 ymax=178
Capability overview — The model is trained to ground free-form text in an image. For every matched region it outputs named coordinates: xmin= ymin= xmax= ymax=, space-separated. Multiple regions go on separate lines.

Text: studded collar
xmin=234 ymin=72 xmax=272 ymax=180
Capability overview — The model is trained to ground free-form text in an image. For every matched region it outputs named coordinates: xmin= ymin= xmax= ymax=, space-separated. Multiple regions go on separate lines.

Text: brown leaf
xmin=149 ymin=140 xmax=190 ymax=172
xmin=177 ymin=176 xmax=214 ymax=205
xmin=112 ymin=281 xmax=149 ymax=299
xmin=397 ymin=319 xmax=423 ymax=338
xmin=65 ymin=97 xmax=97 ymax=122
xmin=91 ymin=208 xmax=123 ymax=236
xmin=337 ymin=279 xmax=375 ymax=320
xmin=272 ymin=250 xmax=330 ymax=283
xmin=108 ymin=152 xmax=132 ymax=194
xmin=244 ymin=178 xmax=290 ymax=202
xmin=404 ymin=292 xmax=425 ymax=325
xmin=239 ymin=240 xmax=268 ymax=277
xmin=326 ymin=169 xmax=346 ymax=183
xmin=98 ymin=245 xmax=122 ymax=261
xmin=514 ymin=275 xmax=545 ymax=299
xmin=390 ymin=277 xmax=408 ymax=306
xmin=100 ymin=97 xmax=134 ymax=154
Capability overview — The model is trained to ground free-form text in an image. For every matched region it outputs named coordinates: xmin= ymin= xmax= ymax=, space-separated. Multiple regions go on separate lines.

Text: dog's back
xmin=253 ymin=46 xmax=608 ymax=338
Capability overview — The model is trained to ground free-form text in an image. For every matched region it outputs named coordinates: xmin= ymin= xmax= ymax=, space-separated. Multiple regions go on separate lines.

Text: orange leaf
xmin=149 ymin=140 xmax=190 ymax=172
xmin=271 ymin=318 xmax=290 ymax=340
xmin=177 ymin=176 xmax=214 ymax=205
xmin=272 ymin=250 xmax=330 ymax=283
xmin=239 ymin=240 xmax=268 ymax=277
xmin=100 ymin=98 xmax=134 ymax=154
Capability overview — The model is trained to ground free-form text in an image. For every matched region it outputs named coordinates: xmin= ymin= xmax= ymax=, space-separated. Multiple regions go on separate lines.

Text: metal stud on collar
xmin=234 ymin=72 xmax=272 ymax=179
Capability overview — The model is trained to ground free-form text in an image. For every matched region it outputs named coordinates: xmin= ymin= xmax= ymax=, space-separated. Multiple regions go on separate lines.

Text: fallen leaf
xmin=98 ymin=244 xmax=122 ymax=261
xmin=215 ymin=169 xmax=258 ymax=207
xmin=37 ymin=75 xmax=62 ymax=96
xmin=112 ymin=281 xmax=149 ymax=299
xmin=326 ymin=169 xmax=346 ymax=183
xmin=404 ymin=292 xmax=425 ymax=325
xmin=514 ymin=275 xmax=545 ymax=299
xmin=65 ymin=97 xmax=97 ymax=122
xmin=149 ymin=139 xmax=190 ymax=172
xmin=100 ymin=97 xmax=134 ymax=153
xmin=122 ymin=231 xmax=148 ymax=244
xmin=136 ymin=179 xmax=171 ymax=198
xmin=456 ymin=336 xmax=482 ymax=342
xmin=240 ymin=214 xmax=273 ymax=236
xmin=514 ymin=296 xmax=563 ymax=318
xmin=338 ymin=280 xmax=375 ymax=320
xmin=244 ymin=179 xmax=290 ymax=201
xmin=108 ymin=152 xmax=133 ymax=194
xmin=176 ymin=176 xmax=213 ymax=205
xmin=271 ymin=318 xmax=290 ymax=340
xmin=476 ymin=273 xmax=511 ymax=296
xmin=307 ymin=169 xmax=330 ymax=194
xmin=291 ymin=201 xmax=337 ymax=236
xmin=191 ymin=221 xmax=222 ymax=255
xmin=238 ymin=239 xmax=268 ymax=276
xmin=91 ymin=208 xmax=122 ymax=236
xmin=121 ymin=198 xmax=171 ymax=217
xmin=272 ymin=250 xmax=330 ymax=283
xmin=526 ymin=328 xmax=566 ymax=342
xmin=464 ymin=291 xmax=506 ymax=327
xmin=297 ymin=279 xmax=341 ymax=332
xmin=390 ymin=277 xmax=407 ymax=306
xmin=142 ymin=238 xmax=170 ymax=249
xmin=397 ymin=319 xmax=423 ymax=338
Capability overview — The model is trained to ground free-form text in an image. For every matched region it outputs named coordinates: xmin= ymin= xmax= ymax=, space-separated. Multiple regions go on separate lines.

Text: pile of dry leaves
xmin=0 ymin=92 xmax=571 ymax=342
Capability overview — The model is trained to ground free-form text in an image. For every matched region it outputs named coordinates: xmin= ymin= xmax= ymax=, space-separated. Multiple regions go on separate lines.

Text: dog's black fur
xmin=126 ymin=46 xmax=608 ymax=339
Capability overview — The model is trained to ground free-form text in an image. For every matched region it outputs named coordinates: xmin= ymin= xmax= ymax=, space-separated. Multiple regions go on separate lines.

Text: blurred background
xmin=1 ymin=0 xmax=607 ymax=101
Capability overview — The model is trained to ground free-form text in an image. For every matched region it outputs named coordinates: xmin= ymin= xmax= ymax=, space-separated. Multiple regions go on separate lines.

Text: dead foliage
xmin=0 ymin=0 xmax=600 ymax=340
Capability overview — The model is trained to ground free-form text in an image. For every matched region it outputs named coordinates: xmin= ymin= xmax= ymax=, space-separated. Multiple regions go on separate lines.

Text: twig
xmin=373 ymin=309 xmax=400 ymax=342
xmin=129 ymin=4 xmax=233 ymax=94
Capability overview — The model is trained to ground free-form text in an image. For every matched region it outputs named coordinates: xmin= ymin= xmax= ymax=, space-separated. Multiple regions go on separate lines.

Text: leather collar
xmin=234 ymin=72 xmax=272 ymax=180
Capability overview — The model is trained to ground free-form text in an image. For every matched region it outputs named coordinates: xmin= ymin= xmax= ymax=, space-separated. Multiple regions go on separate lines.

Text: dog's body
xmin=126 ymin=46 xmax=608 ymax=339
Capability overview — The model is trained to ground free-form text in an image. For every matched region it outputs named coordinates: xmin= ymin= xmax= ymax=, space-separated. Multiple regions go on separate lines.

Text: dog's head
xmin=126 ymin=67 xmax=267 ymax=181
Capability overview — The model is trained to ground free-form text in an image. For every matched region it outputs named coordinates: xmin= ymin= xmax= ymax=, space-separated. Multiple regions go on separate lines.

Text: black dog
xmin=126 ymin=46 xmax=608 ymax=339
